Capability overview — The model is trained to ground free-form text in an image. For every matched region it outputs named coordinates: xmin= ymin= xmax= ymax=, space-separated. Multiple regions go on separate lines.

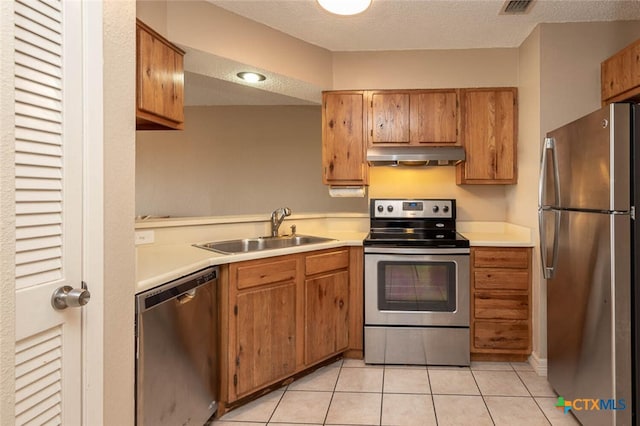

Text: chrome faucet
xmin=270 ymin=207 xmax=292 ymax=237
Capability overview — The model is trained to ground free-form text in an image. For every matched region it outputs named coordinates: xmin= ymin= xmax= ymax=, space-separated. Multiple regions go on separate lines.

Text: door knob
xmin=51 ymin=285 xmax=91 ymax=310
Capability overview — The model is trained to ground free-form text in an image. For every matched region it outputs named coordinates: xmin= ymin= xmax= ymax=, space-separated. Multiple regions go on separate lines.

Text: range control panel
xmin=371 ymin=199 xmax=455 ymax=219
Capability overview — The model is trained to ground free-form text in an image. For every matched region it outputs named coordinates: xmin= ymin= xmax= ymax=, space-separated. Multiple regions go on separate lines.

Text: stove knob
xmin=377 ymin=205 xmax=384 ymax=213
xmin=387 ymin=205 xmax=394 ymax=213
xmin=432 ymin=205 xmax=439 ymax=213
xmin=443 ymin=205 xmax=450 ymax=213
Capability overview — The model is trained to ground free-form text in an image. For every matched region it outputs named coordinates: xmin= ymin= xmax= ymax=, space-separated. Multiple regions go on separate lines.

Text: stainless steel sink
xmin=194 ymin=235 xmax=335 ymax=255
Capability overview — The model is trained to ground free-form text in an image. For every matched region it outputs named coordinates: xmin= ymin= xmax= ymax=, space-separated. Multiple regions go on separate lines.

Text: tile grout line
xmin=378 ymin=366 xmax=385 ymax=426
xmin=470 ymin=363 xmax=502 ymax=425
xmin=321 ymin=359 xmax=343 ymax=426
xmin=513 ymin=367 xmax=554 ymax=426
xmin=264 ymin=385 xmax=287 ymax=426
xmin=425 ymin=366 xmax=440 ymax=426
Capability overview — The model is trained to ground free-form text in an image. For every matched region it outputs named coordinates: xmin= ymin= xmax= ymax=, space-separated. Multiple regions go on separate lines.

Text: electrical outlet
xmin=135 ymin=230 xmax=155 ymax=245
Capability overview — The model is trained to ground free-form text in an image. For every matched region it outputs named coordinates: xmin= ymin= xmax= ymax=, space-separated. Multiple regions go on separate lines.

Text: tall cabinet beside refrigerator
xmin=539 ymin=103 xmax=638 ymax=425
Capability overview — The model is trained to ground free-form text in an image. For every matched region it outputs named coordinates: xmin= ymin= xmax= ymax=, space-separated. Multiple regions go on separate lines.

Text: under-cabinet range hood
xmin=367 ymin=146 xmax=465 ymax=167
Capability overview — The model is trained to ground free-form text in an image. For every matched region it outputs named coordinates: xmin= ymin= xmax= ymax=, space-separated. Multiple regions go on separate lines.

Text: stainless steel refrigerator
xmin=539 ymin=103 xmax=638 ymax=425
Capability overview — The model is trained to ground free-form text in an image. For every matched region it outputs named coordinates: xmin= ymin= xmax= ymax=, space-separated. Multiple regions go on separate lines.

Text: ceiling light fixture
xmin=317 ymin=0 xmax=371 ymax=16
xmin=236 ymin=72 xmax=266 ymax=83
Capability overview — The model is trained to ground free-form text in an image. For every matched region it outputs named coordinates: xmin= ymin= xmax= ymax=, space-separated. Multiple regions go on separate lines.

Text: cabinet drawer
xmin=236 ymin=258 xmax=297 ymax=289
xmin=473 ymin=248 xmax=529 ymax=269
xmin=474 ymin=292 xmax=528 ymax=320
xmin=474 ymin=270 xmax=529 ymax=291
xmin=474 ymin=321 xmax=529 ymax=350
xmin=305 ymin=249 xmax=349 ymax=276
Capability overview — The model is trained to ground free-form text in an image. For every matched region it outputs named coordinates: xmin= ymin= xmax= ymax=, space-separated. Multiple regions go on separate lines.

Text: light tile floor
xmin=213 ymin=359 xmax=581 ymax=426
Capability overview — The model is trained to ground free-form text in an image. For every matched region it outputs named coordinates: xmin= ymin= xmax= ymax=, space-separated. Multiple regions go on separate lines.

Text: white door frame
xmin=0 ymin=0 xmax=17 ymax=424
xmin=82 ymin=1 xmax=105 ymax=424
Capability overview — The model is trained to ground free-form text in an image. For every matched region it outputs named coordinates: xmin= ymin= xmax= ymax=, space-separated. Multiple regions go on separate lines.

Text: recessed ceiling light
xmin=317 ymin=0 xmax=371 ymax=16
xmin=236 ymin=72 xmax=266 ymax=83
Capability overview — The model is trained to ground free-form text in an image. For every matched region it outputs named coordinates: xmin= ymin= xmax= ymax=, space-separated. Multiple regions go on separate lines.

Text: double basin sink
xmin=194 ymin=234 xmax=335 ymax=255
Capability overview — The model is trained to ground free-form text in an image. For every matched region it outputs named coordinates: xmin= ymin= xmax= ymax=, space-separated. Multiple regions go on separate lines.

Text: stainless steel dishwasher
xmin=136 ymin=266 xmax=218 ymax=426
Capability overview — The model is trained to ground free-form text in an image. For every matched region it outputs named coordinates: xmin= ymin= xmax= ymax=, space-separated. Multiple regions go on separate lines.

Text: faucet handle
xmin=290 ymin=224 xmax=296 ymax=235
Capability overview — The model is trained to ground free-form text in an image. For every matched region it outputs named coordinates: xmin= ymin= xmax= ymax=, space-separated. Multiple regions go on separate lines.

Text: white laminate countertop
xmin=458 ymin=221 xmax=534 ymax=248
xmin=136 ymin=221 xmax=535 ymax=294
xmin=136 ymin=231 xmax=367 ymax=294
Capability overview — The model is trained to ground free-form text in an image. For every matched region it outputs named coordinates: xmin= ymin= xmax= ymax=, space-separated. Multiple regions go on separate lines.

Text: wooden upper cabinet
xmin=601 ymin=38 xmax=640 ymax=105
xmin=136 ymin=19 xmax=185 ymax=130
xmin=369 ymin=92 xmax=411 ymax=144
xmin=409 ymin=91 xmax=458 ymax=144
xmin=456 ymin=88 xmax=518 ymax=185
xmin=322 ymin=91 xmax=368 ymax=186
xmin=367 ymin=89 xmax=458 ymax=146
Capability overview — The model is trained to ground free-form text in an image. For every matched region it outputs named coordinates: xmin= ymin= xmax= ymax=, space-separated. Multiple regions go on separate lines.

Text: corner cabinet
xmin=367 ymin=89 xmax=459 ymax=146
xmin=136 ymin=19 xmax=185 ymax=130
xmin=470 ymin=247 xmax=532 ymax=361
xmin=322 ymin=91 xmax=368 ymax=186
xmin=601 ymin=38 xmax=640 ymax=105
xmin=456 ymin=88 xmax=518 ymax=184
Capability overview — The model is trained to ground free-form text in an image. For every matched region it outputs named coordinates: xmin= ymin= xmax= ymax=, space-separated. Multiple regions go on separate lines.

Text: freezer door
xmin=541 ymin=103 xmax=631 ymax=211
xmin=546 ymin=210 xmax=631 ymax=426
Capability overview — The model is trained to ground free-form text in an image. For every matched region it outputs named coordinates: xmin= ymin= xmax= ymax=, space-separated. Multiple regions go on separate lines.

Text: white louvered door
xmin=14 ymin=0 xmax=84 ymax=425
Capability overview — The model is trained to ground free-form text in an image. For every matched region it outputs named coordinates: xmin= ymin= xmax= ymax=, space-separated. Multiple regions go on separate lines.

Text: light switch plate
xmin=135 ymin=230 xmax=155 ymax=245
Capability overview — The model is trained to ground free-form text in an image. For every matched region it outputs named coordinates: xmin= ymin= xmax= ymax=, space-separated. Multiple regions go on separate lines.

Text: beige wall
xmin=103 ymin=1 xmax=137 ymax=425
xmin=539 ymin=21 xmax=640 ymax=134
xmin=332 ymin=48 xmax=519 ymax=89
xmin=510 ymin=26 xmax=544 ymax=360
xmin=508 ymin=20 xmax=640 ymax=361
xmin=369 ymin=167 xmax=508 ymax=221
xmin=136 ymin=106 xmax=368 ymax=217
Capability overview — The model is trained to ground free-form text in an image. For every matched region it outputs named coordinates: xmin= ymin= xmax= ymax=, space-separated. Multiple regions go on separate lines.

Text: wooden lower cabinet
xmin=470 ymin=247 xmax=532 ymax=361
xmin=235 ymin=282 xmax=297 ymax=396
xmin=304 ymin=249 xmax=350 ymax=365
xmin=220 ymin=246 xmax=362 ymax=412
xmin=226 ymin=256 xmax=300 ymax=401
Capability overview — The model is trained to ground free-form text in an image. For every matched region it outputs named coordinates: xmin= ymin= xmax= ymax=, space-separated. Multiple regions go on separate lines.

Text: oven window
xmin=377 ymin=261 xmax=456 ymax=312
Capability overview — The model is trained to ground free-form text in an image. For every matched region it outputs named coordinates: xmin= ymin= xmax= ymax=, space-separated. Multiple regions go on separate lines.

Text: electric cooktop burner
xmin=364 ymin=198 xmax=469 ymax=249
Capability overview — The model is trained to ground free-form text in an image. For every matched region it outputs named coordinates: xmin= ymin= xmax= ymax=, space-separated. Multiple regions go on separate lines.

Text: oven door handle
xmin=364 ymin=247 xmax=470 ymax=255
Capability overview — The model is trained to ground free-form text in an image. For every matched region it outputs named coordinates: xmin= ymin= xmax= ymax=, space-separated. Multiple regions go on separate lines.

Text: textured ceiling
xmin=208 ymin=0 xmax=640 ymax=51
xmin=185 ymin=0 xmax=640 ymax=106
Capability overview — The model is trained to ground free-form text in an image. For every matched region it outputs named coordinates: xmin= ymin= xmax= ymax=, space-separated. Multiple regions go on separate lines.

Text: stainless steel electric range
xmin=363 ymin=198 xmax=470 ymax=366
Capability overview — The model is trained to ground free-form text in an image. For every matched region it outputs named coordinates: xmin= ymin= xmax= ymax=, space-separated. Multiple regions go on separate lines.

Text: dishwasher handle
xmin=137 ymin=266 xmax=218 ymax=313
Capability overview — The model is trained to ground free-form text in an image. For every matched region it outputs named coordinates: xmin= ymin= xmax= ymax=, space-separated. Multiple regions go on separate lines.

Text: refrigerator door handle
xmin=539 ymin=137 xmax=560 ymax=208
xmin=538 ymin=208 xmax=560 ymax=279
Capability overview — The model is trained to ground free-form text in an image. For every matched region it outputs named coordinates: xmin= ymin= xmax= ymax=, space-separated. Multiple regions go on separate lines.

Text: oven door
xmin=364 ymin=248 xmax=470 ymax=327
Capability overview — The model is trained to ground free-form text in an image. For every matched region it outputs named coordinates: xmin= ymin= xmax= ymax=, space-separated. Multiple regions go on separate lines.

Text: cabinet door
xmin=305 ymin=271 xmax=349 ymax=365
xmin=601 ymin=46 xmax=634 ymax=102
xmin=234 ymin=282 xmax=297 ymax=397
xmin=322 ymin=92 xmax=367 ymax=185
xmin=457 ymin=88 xmax=517 ymax=184
xmin=409 ymin=91 xmax=458 ymax=145
xmin=369 ymin=92 xmax=410 ymax=144
xmin=136 ymin=20 xmax=184 ymax=129
xmin=601 ymin=39 xmax=640 ymax=104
